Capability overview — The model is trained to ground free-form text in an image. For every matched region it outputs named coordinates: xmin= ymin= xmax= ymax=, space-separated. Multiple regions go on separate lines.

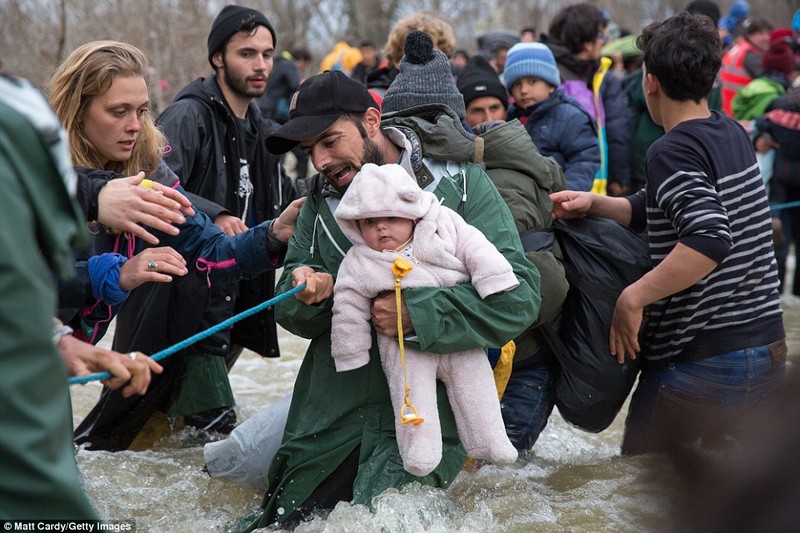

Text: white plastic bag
xmin=202 ymin=393 xmax=291 ymax=490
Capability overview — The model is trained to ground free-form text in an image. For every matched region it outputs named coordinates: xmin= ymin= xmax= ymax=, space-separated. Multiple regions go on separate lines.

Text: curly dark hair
xmin=547 ymin=3 xmax=607 ymax=54
xmin=636 ymin=12 xmax=721 ymax=103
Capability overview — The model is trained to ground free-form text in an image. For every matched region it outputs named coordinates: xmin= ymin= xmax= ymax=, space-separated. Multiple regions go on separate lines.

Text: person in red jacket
xmin=720 ymin=17 xmax=773 ymax=116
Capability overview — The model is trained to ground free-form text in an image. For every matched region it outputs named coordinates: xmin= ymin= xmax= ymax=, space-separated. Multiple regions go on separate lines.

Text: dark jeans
xmin=622 ymin=342 xmax=787 ymax=455
xmin=500 ymin=363 xmax=555 ymax=451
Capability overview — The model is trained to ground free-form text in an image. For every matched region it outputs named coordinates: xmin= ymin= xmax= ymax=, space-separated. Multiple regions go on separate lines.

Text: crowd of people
xmin=1 ymin=0 xmax=797 ymax=530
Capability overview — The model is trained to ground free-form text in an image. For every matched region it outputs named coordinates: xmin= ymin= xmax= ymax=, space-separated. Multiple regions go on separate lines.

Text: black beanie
xmin=685 ymin=0 xmax=721 ymax=25
xmin=456 ymin=55 xmax=508 ymax=109
xmin=207 ymin=5 xmax=276 ymax=67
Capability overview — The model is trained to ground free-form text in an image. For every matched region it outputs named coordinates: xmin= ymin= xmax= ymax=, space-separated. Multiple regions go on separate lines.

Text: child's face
xmin=511 ymin=76 xmax=555 ymax=110
xmin=358 ymin=216 xmax=414 ymax=250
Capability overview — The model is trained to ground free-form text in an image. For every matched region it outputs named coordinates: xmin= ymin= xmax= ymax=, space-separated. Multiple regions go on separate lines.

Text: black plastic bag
xmin=520 ymin=216 xmax=651 ymax=432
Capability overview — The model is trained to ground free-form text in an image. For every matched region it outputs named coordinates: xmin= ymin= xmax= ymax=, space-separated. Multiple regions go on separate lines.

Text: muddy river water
xmin=70 ymin=300 xmax=800 ymax=532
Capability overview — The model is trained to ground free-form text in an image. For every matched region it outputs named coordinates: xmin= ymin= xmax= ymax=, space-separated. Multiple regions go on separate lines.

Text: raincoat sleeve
xmin=135 ymin=160 xmax=282 ymax=285
xmin=404 ymin=166 xmax=540 ymax=353
xmin=146 ymin=202 xmax=276 ymax=284
xmin=273 ymin=195 xmax=336 ymax=339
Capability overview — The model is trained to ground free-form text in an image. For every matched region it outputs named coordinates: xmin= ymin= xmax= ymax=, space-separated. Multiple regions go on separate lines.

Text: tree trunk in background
xmin=346 ymin=0 xmax=397 ymax=49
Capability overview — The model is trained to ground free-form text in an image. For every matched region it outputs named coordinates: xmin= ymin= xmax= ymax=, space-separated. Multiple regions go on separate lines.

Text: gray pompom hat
xmin=381 ymin=30 xmax=466 ymax=120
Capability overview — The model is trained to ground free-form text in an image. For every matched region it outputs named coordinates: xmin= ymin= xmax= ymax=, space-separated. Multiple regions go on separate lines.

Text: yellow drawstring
xmin=392 ymin=258 xmax=423 ymax=426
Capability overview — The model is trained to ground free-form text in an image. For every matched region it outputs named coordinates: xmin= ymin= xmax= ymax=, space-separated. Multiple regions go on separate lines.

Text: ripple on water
xmin=71 ymin=317 xmax=795 ymax=532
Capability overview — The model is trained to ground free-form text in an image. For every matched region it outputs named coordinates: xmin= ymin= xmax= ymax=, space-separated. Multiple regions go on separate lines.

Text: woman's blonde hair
xmin=48 ymin=40 xmax=165 ymax=175
xmin=383 ymin=12 xmax=456 ymax=66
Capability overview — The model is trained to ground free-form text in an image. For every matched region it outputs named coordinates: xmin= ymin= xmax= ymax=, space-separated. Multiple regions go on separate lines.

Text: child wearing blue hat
xmin=505 ymin=42 xmax=600 ymax=191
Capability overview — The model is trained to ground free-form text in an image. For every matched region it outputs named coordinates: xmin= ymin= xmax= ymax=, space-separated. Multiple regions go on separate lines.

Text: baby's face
xmin=358 ymin=216 xmax=414 ymax=250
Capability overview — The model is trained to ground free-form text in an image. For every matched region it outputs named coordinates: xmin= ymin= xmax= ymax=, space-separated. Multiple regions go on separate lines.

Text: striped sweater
xmin=628 ymin=111 xmax=784 ymax=362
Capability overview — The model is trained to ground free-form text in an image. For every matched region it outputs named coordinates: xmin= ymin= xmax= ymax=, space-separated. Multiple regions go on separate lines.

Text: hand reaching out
xmin=214 ymin=213 xmax=248 ymax=235
xmin=549 ymin=190 xmax=594 ymax=220
xmin=97 ymin=172 xmax=195 ymax=245
xmin=271 ymin=197 xmax=307 ymax=242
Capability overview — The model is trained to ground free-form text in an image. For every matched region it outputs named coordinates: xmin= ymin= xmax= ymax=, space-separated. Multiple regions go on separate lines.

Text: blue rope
xmin=68 ymin=284 xmax=306 ymax=385
xmin=771 ymin=200 xmax=800 ymax=212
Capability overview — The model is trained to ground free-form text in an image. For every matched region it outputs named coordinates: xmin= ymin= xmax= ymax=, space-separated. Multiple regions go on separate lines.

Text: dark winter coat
xmin=114 ymin=75 xmax=297 ymax=360
xmin=508 ymin=90 xmax=600 ymax=191
xmin=548 ymin=43 xmax=632 ymax=190
xmin=258 ymin=55 xmax=300 ymax=124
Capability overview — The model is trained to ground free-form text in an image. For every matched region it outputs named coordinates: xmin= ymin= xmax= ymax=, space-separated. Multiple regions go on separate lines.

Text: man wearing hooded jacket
xmin=239 ymin=64 xmax=540 ymax=528
xmin=110 ymin=5 xmax=297 ymax=438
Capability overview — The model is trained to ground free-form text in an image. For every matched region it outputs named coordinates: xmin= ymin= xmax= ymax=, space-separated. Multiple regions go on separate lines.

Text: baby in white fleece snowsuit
xmin=331 ymin=163 xmax=518 ymax=476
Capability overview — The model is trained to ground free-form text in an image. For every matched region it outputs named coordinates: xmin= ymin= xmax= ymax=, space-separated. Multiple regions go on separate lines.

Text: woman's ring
xmin=128 ymin=352 xmax=138 ymax=361
xmin=147 ymin=261 xmax=158 ymax=271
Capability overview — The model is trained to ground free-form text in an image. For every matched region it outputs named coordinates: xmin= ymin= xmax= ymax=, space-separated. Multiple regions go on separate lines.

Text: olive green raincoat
xmin=244 ymin=107 xmax=540 ymax=529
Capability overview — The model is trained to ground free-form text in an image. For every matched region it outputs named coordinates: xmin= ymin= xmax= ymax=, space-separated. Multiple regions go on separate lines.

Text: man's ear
xmin=362 ymin=107 xmax=382 ymax=136
xmin=580 ymin=39 xmax=595 ymax=57
xmin=644 ymin=72 xmax=659 ymax=96
xmin=212 ymin=51 xmax=224 ymax=70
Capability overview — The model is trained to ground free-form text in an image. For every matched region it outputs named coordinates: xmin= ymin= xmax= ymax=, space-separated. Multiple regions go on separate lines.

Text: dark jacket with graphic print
xmin=114 ymin=75 xmax=297 ymax=359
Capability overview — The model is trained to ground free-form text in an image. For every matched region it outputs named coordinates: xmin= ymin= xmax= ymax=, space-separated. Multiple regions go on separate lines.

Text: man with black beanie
xmin=456 ymin=55 xmax=509 ymax=130
xmin=107 ymin=4 xmax=298 ymax=442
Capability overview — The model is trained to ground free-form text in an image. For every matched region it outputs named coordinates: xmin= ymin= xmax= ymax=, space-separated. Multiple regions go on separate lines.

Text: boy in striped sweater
xmin=549 ymin=12 xmax=786 ymax=455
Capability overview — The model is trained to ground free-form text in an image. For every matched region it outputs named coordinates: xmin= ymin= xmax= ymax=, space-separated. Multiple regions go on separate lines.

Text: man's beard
xmin=361 ymin=136 xmax=384 ymax=166
xmin=222 ymin=59 xmax=267 ymax=99
xmin=340 ymin=136 xmax=385 ymax=190
xmin=328 ymin=136 xmax=385 ymax=189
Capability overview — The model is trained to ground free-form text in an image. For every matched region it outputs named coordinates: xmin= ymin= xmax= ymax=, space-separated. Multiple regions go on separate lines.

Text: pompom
xmin=404 ymin=30 xmax=434 ymax=65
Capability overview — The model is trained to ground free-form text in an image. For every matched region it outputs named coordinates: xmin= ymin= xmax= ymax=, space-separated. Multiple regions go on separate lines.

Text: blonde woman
xmin=49 ymin=40 xmax=303 ymax=450
xmin=50 ymin=41 xmax=189 ymax=344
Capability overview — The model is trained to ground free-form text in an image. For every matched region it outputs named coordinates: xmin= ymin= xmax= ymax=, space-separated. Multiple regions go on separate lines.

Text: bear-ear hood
xmin=335 ymin=163 xmax=439 ymax=245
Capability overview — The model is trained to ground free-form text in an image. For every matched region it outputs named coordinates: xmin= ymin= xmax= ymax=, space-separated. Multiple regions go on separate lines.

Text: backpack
xmin=520 ymin=216 xmax=651 ymax=432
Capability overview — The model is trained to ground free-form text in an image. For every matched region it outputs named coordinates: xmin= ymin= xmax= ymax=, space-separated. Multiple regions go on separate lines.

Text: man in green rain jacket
xmin=242 ymin=71 xmax=540 ymax=530
xmin=1 ymin=72 xmax=165 ymax=520
xmin=0 ymin=73 xmax=100 ymax=520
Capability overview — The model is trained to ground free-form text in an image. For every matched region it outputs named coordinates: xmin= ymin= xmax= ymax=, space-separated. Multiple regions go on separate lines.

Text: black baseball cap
xmin=264 ymin=70 xmax=379 ymax=155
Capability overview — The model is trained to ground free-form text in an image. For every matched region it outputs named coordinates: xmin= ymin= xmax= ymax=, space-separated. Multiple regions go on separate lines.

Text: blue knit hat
xmin=719 ymin=0 xmax=749 ymax=34
xmin=504 ymin=42 xmax=560 ymax=89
